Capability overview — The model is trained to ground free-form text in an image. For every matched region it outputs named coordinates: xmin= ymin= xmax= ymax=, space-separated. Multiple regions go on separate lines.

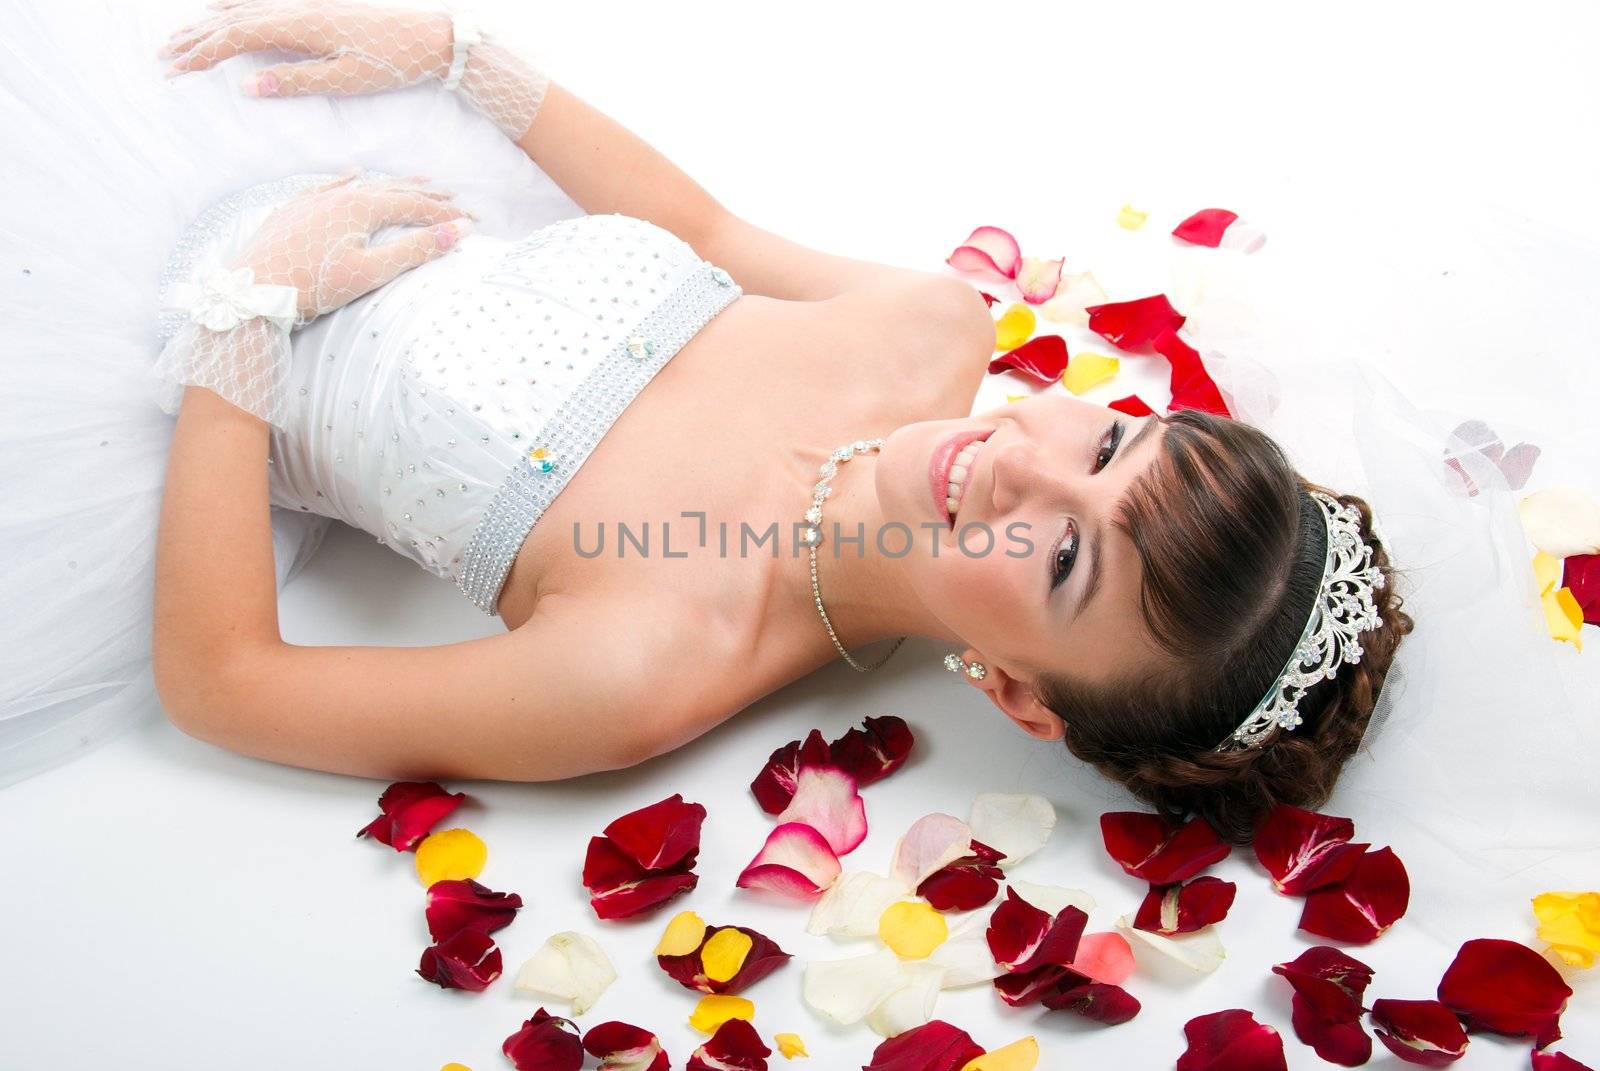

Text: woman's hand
xmin=161 ymin=0 xmax=453 ymax=97
xmin=230 ymin=170 xmax=472 ymax=322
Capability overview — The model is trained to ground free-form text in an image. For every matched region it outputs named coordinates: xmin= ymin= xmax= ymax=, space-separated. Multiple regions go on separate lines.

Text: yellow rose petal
xmin=1116 ymin=204 xmax=1148 ymax=230
xmin=960 ymin=1037 xmax=1040 ymax=1071
xmin=440 ymin=1065 xmax=473 ymax=1071
xmin=415 ymin=828 xmax=486 ymax=887
xmin=1542 ymin=586 xmax=1584 ymax=650
xmin=1533 ymin=891 xmax=1600 ymax=968
xmin=774 ymin=1032 xmax=809 ymax=1059
xmin=654 ymin=910 xmax=707 ymax=957
xmin=994 ymin=303 xmax=1036 ymax=352
xmin=878 ymin=900 xmax=949 ymax=960
xmin=1005 ymin=393 xmax=1028 ymax=403
xmin=1061 ymin=352 xmax=1120 ymax=395
xmin=689 ymin=994 xmax=755 ymax=1034
xmin=1533 ymin=551 xmax=1563 ymax=597
xmin=702 ymin=927 xmax=754 ymax=983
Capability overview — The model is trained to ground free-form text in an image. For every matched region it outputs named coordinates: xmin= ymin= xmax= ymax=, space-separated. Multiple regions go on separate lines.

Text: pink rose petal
xmin=737 ymin=822 xmax=841 ymax=898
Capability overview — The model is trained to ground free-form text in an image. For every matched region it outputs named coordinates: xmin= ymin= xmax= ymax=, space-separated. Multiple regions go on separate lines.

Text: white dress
xmin=0 ymin=0 xmax=741 ymax=784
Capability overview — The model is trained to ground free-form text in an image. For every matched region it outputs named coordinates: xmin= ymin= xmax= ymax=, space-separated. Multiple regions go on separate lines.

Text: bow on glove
xmin=160 ymin=0 xmax=549 ymax=141
xmin=154 ymin=171 xmax=473 ymax=430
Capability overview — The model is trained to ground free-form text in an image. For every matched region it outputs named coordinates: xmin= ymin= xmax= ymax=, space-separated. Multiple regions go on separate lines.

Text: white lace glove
xmin=159 ymin=0 xmax=550 ymax=141
xmin=155 ymin=171 xmax=473 ymax=429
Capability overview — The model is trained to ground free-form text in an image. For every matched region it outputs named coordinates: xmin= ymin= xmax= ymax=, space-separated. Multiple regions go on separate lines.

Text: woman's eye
xmin=1093 ymin=419 xmax=1125 ymax=473
xmin=1051 ymin=520 xmax=1077 ymax=591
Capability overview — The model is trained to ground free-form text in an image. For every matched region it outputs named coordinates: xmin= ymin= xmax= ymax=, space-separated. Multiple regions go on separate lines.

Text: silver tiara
xmin=1215 ymin=489 xmax=1387 ymax=751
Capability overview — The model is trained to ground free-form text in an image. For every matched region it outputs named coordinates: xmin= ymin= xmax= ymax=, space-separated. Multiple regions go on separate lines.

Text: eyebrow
xmin=1077 ymin=416 xmax=1158 ymax=617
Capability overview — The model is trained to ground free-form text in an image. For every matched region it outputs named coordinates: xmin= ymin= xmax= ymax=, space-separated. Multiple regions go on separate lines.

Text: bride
xmin=5 ymin=0 xmax=1418 ymax=845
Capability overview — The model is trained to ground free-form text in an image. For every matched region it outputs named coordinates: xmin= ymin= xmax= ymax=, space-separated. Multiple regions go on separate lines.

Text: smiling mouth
xmin=943 ymin=432 xmax=991 ymax=527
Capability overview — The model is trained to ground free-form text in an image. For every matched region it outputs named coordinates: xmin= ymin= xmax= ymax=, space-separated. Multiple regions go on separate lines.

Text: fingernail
xmin=241 ymin=71 xmax=278 ymax=97
xmin=434 ymin=218 xmax=472 ymax=250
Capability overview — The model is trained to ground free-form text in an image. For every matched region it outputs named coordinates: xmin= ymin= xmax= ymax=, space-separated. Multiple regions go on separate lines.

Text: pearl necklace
xmin=800 ymin=438 xmax=907 ymax=672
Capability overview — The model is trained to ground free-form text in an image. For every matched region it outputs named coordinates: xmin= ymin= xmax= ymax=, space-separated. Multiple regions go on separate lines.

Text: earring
xmin=942 ymin=653 xmax=987 ymax=681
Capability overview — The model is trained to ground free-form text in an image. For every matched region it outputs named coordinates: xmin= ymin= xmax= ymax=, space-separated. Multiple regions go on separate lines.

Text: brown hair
xmin=1034 ymin=408 xmax=1414 ymax=845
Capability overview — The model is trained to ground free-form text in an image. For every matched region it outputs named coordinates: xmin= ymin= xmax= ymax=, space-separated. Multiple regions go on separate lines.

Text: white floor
xmin=4 ymin=1 xmax=1599 ymax=1068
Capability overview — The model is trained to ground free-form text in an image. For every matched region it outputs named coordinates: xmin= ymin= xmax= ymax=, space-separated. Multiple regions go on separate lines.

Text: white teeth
xmin=945 ymin=438 xmax=986 ymax=522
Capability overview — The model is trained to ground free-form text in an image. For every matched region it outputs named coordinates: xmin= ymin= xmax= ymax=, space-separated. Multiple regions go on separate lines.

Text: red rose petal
xmin=1172 ymin=209 xmax=1240 ymax=248
xmin=602 ymin=793 xmax=707 ymax=871
xmin=424 ymin=878 xmax=523 ymax=942
xmin=504 ymin=1007 xmax=585 ymax=1071
xmin=829 ymin=715 xmax=915 ymax=787
xmin=1100 ymin=811 xmax=1231 ymax=884
xmin=1042 ymin=978 xmax=1142 ymax=1024
xmin=750 ymin=729 xmax=831 ymax=815
xmin=356 ymin=780 xmax=465 ymax=852
xmin=1154 ymin=329 xmax=1232 ymax=418
xmin=863 ymin=1020 xmax=986 ymax=1071
xmin=979 ymin=291 xmax=1001 ymax=307
xmin=1108 ymin=394 xmax=1155 ymax=417
xmin=988 ymin=334 xmax=1070 ymax=384
xmin=987 ymin=886 xmax=1088 ymax=974
xmin=1253 ymin=804 xmax=1370 ymax=895
xmin=657 ymin=923 xmax=792 ymax=995
xmin=917 ymin=838 xmax=1005 ymax=912
xmin=686 ymin=1017 xmax=771 ymax=1071
xmin=1290 ymin=993 xmax=1373 ymax=1066
xmin=1177 ymin=1009 xmax=1289 ymax=1071
xmin=1437 ymin=938 xmax=1573 ymax=1050
xmin=1370 ymin=998 xmax=1470 ymax=1066
xmin=417 ymin=928 xmax=502 ymax=991
xmin=946 ymin=225 xmax=1022 ymax=284
xmin=1271 ymin=946 xmax=1374 ymax=1023
xmin=582 ymin=1020 xmax=671 ymax=1071
xmin=1562 ymin=553 xmax=1600 ymax=625
xmin=1298 ymin=847 xmax=1410 ymax=944
xmin=1085 ymin=294 xmax=1186 ymax=352
xmin=582 ymin=835 xmax=699 ymax=920
xmin=1533 ymin=1053 xmax=1597 ymax=1071
xmin=1133 ymin=876 xmax=1237 ymax=934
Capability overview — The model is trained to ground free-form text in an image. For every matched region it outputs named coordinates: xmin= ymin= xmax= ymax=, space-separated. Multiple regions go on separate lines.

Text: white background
xmin=4 ymin=1 xmax=1599 ymax=1068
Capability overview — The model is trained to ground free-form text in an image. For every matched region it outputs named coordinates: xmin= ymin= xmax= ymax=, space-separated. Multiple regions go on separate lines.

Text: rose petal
xmin=1437 ymin=937 xmax=1573 ymax=1049
xmin=1154 ymin=329 xmax=1232 ymax=418
xmin=357 ymin=781 xmax=466 ymax=851
xmin=1533 ymin=1053 xmax=1597 ymax=1070
xmin=863 ymin=1021 xmax=985 ymax=1071
xmin=1117 ymin=204 xmax=1149 ymax=230
xmin=658 ymin=923 xmax=792 ymax=995
xmin=415 ymin=828 xmax=487 ymax=887
xmin=879 ymin=900 xmax=950 ymax=960
xmin=1039 ymin=271 xmax=1109 ymax=326
xmin=1108 ymin=394 xmax=1155 ymax=417
xmin=1069 ymin=932 xmax=1136 ymax=985
xmin=1370 ymin=998 xmax=1470 ymax=1066
xmin=1114 ymin=914 xmax=1227 ymax=974
xmin=514 ymin=930 xmax=617 ymax=1015
xmin=959 ymin=1036 xmax=1041 ymax=1070
xmin=737 ymin=823 xmax=842 ymax=899
xmin=866 ymin=960 xmax=948 ymax=1038
xmin=583 ymin=835 xmax=699 ymax=920
xmin=751 ymin=729 xmax=831 ymax=815
xmin=1298 ymin=846 xmax=1410 ymax=944
xmin=1544 ymin=585 xmax=1586 ymax=649
xmin=1253 ymin=804 xmax=1369 ymax=895
xmin=1016 ymin=256 xmax=1065 ymax=304
xmin=1062 ymin=352 xmax=1121 ymax=395
xmin=1040 ymin=979 xmax=1142 ymax=1025
xmin=602 ymin=793 xmax=707 ymax=871
xmin=583 ymin=1021 xmax=671 ymax=1071
xmin=1100 ymin=811 xmax=1231 ymax=884
xmin=504 ymin=1008 xmax=584 ymax=1071
xmin=993 ymin=302 xmax=1037 ymax=352
xmin=1271 ymin=946 xmax=1374 ymax=1023
xmin=1134 ymin=877 xmax=1237 ymax=935
xmin=946 ymin=226 xmax=1022 ymax=284
xmin=1176 ymin=1009 xmax=1288 ymax=1071
xmin=773 ymin=765 xmax=868 ymax=855
xmin=1085 ymin=295 xmax=1186 ymax=352
xmin=418 ymin=928 xmax=502 ymax=992
xmin=774 ymin=1033 xmax=807 ymax=1058
xmin=687 ymin=1017 xmax=771 ymax=1071
xmin=978 ymin=291 xmax=1000 ymax=307
xmin=688 ymin=994 xmax=756 ymax=1035
xmin=988 ymin=334 xmax=1069 ymax=384
xmin=968 ymin=793 xmax=1057 ymax=867
xmin=1519 ymin=488 xmax=1600 ymax=558
xmin=1532 ymin=891 xmax=1600 ymax=968
xmin=918 ymin=843 xmax=1005 ymax=912
xmin=891 ymin=814 xmax=976 ymax=889
xmin=1290 ymin=993 xmax=1373 ymax=1066
xmin=1560 ymin=556 xmax=1600 ymax=627
xmin=1171 ymin=209 xmax=1239 ymax=248
xmin=809 ymin=870 xmax=915 ymax=937
xmin=655 ymin=910 xmax=708 ymax=956
xmin=830 ymin=715 xmax=915 ymax=787
xmin=987 ymin=887 xmax=1087 ymax=974
xmin=802 ymin=947 xmax=906 ymax=1025
xmin=425 ymin=878 xmax=523 ymax=942
xmin=1004 ymin=880 xmax=1097 ymax=918
xmin=927 ymin=907 xmax=1007 ymax=988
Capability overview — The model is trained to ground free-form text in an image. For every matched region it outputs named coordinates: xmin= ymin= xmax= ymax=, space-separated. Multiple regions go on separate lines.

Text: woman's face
xmin=876 ymin=393 xmax=1174 ymax=736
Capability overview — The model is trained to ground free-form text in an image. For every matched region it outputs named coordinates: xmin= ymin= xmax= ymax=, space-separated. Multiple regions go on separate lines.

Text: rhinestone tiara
xmin=1215 ymin=489 xmax=1387 ymax=752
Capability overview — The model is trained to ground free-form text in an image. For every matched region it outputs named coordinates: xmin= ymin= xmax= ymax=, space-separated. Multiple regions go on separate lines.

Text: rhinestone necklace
xmin=799 ymin=438 xmax=907 ymax=672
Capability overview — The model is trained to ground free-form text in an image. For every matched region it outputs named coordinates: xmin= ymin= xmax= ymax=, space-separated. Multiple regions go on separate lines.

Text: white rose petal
xmin=1039 ymin=270 xmax=1107 ymax=326
xmin=1114 ymin=914 xmax=1226 ymax=974
xmin=808 ymin=871 xmax=914 ymax=938
xmin=1519 ymin=487 xmax=1600 ymax=558
xmin=926 ymin=908 xmax=1004 ymax=988
xmin=513 ymin=930 xmax=617 ymax=1015
xmin=969 ymin=792 xmax=1057 ymax=867
xmin=802 ymin=948 xmax=906 ymax=1026
xmin=889 ymin=813 xmax=974 ymax=889
xmin=866 ymin=961 xmax=947 ymax=1038
xmin=1004 ymin=879 xmax=1096 ymax=918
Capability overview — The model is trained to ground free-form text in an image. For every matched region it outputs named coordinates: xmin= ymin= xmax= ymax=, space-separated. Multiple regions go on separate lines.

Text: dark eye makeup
xmin=1049 ymin=418 xmax=1125 ymax=592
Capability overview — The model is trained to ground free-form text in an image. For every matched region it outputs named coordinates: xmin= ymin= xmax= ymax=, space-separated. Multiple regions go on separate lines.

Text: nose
xmin=987 ymin=427 xmax=1078 ymax=517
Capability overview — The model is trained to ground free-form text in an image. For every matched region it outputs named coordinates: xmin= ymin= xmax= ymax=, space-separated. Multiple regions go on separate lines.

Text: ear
xmin=962 ymin=651 xmax=1065 ymax=742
